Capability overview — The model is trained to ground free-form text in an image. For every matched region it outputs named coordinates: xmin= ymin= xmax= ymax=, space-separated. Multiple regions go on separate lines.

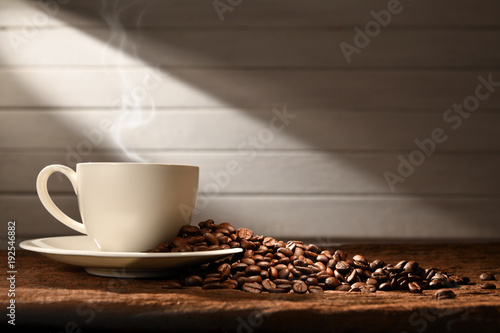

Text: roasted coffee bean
xmin=324 ymin=276 xmax=341 ymax=289
xmin=269 ymin=266 xmax=279 ymax=280
xmin=379 ymin=282 xmax=392 ymax=291
xmin=366 ymin=278 xmax=378 ymax=286
xmin=162 ymin=279 xmax=183 ymax=289
xmin=306 ymin=277 xmax=318 ymax=286
xmin=316 ymin=254 xmax=329 ymax=263
xmin=241 ymin=258 xmax=255 ymax=266
xmin=336 ymin=284 xmax=351 ymax=291
xmin=276 ymin=284 xmax=292 ymax=292
xmin=246 ymin=275 xmax=263 ymax=284
xmin=278 ymin=268 xmax=291 ymax=280
xmin=480 ymin=273 xmax=496 ymax=281
xmin=307 ymin=244 xmax=321 ymax=254
xmin=183 ymin=275 xmax=203 ymax=287
xmin=245 ymin=265 xmax=262 ymax=276
xmin=361 ymin=284 xmax=376 ymax=293
xmin=480 ymin=282 xmax=496 ymax=289
xmin=350 ymin=282 xmax=365 ymax=290
xmin=242 ymin=282 xmax=263 ymax=294
xmin=292 ymin=281 xmax=308 ymax=294
xmin=333 ymin=250 xmax=347 ymax=261
xmin=244 ymin=250 xmax=254 ymax=258
xmin=256 ymin=261 xmax=271 ymax=269
xmin=203 ymin=277 xmax=221 ymax=284
xmin=252 ymin=254 xmax=265 ymax=262
xmin=231 ymin=262 xmax=248 ymax=273
xmin=277 ymin=247 xmax=294 ymax=257
xmin=240 ymin=239 xmax=256 ymax=250
xmin=435 ymin=289 xmax=455 ymax=299
xmin=304 ymin=251 xmax=318 ymax=260
xmin=192 ymin=245 xmax=208 ymax=252
xmin=335 ymin=261 xmax=351 ymax=274
xmin=222 ymin=279 xmax=238 ymax=289
xmin=334 ymin=270 xmax=345 ymax=282
xmin=346 ymin=270 xmax=359 ymax=284
xmin=296 ymin=266 xmax=314 ymax=276
xmin=308 ymin=285 xmax=324 ymax=293
xmin=262 ymin=279 xmax=276 ymax=290
xmin=218 ymin=263 xmax=231 ymax=280
xmin=404 ymin=261 xmax=418 ymax=273
xmin=408 ymin=282 xmax=422 ymax=293
xmin=352 ymin=254 xmax=368 ymax=265
xmin=370 ymin=259 xmax=384 ymax=271
xmin=238 ymin=228 xmax=254 ymax=240
xmin=273 ymin=279 xmax=292 ymax=285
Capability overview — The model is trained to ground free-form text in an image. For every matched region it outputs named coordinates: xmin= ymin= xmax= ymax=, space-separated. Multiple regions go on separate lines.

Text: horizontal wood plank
xmin=2 ymin=151 xmax=500 ymax=195
xmin=3 ymin=194 xmax=499 ymax=240
xmin=1 ymin=109 xmax=499 ymax=151
xmin=1 ymin=69 xmax=500 ymax=108
xmin=2 ymin=28 xmax=500 ymax=68
xmin=2 ymin=0 xmax=500 ymax=28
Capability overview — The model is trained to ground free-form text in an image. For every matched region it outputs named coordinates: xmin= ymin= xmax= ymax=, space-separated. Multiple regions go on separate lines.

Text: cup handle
xmin=36 ymin=165 xmax=87 ymax=234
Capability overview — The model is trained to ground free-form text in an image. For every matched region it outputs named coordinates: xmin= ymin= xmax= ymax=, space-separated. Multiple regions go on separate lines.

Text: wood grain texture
xmin=2 ymin=69 xmax=500 ymax=108
xmin=3 ymin=243 xmax=499 ymax=332
xmin=1 ymin=0 xmax=499 ymax=241
xmin=2 ymin=0 xmax=500 ymax=27
xmin=2 ymin=28 xmax=500 ymax=67
xmin=1 ymin=109 xmax=499 ymax=151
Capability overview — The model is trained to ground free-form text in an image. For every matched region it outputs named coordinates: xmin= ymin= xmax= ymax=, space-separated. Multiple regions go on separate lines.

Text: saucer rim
xmin=19 ymin=235 xmax=243 ymax=258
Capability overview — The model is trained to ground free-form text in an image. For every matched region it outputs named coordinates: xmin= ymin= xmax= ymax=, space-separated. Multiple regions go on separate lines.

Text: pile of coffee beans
xmin=153 ymin=220 xmax=473 ymax=294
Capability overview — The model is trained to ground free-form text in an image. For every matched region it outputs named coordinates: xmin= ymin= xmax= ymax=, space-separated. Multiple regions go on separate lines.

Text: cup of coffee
xmin=36 ymin=163 xmax=199 ymax=252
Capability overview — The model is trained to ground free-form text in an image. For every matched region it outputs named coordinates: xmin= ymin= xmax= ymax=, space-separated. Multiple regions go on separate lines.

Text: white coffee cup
xmin=36 ymin=163 xmax=199 ymax=252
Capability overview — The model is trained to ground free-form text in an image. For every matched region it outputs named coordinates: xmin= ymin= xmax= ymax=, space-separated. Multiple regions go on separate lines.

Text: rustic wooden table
xmin=2 ymin=242 xmax=499 ymax=332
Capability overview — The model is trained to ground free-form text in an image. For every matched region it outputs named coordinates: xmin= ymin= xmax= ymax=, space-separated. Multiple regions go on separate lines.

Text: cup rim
xmin=76 ymin=162 xmax=199 ymax=169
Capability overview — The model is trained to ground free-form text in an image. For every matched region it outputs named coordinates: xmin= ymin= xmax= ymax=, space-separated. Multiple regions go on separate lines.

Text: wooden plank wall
xmin=1 ymin=0 xmax=499 ymax=242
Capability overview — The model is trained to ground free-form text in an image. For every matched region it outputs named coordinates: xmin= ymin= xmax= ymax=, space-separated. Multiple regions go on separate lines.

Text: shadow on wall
xmin=7 ymin=0 xmax=500 ymax=239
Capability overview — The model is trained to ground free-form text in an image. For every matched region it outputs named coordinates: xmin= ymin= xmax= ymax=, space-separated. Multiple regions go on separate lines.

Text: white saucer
xmin=20 ymin=236 xmax=242 ymax=278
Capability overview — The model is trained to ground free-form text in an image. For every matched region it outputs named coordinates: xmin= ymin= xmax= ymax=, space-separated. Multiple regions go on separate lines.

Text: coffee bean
xmin=246 ymin=275 xmax=263 ymax=284
xmin=278 ymin=268 xmax=291 ymax=280
xmin=361 ymin=284 xmax=376 ymax=293
xmin=404 ymin=261 xmax=418 ymax=273
xmin=242 ymin=282 xmax=263 ymax=294
xmin=435 ymin=289 xmax=455 ymax=299
xmin=306 ymin=277 xmax=318 ymax=286
xmin=238 ymin=228 xmax=254 ymax=241
xmin=480 ymin=273 xmax=496 ymax=281
xmin=183 ymin=275 xmax=203 ymax=287
xmin=262 ymin=279 xmax=276 ymax=290
xmin=277 ymin=247 xmax=294 ymax=257
xmin=316 ymin=254 xmax=329 ymax=263
xmin=346 ymin=270 xmax=359 ymax=284
xmin=408 ymin=282 xmax=422 ymax=293
xmin=276 ymin=284 xmax=292 ymax=292
xmin=162 ymin=279 xmax=183 ymax=289
xmin=222 ymin=279 xmax=238 ymax=289
xmin=324 ymin=276 xmax=341 ymax=289
xmin=333 ymin=250 xmax=347 ymax=261
xmin=480 ymin=282 xmax=496 ymax=289
xmin=335 ymin=284 xmax=351 ymax=291
xmin=203 ymin=277 xmax=221 ymax=284
xmin=366 ymin=278 xmax=378 ymax=286
xmin=218 ymin=263 xmax=231 ymax=280
xmin=292 ymin=281 xmax=308 ymax=294
xmin=353 ymin=254 xmax=368 ymax=265
xmin=273 ymin=279 xmax=292 ymax=285
xmin=265 ymin=266 xmax=277 ymax=279
xmin=335 ymin=261 xmax=351 ymax=274
xmin=379 ymin=282 xmax=392 ymax=291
